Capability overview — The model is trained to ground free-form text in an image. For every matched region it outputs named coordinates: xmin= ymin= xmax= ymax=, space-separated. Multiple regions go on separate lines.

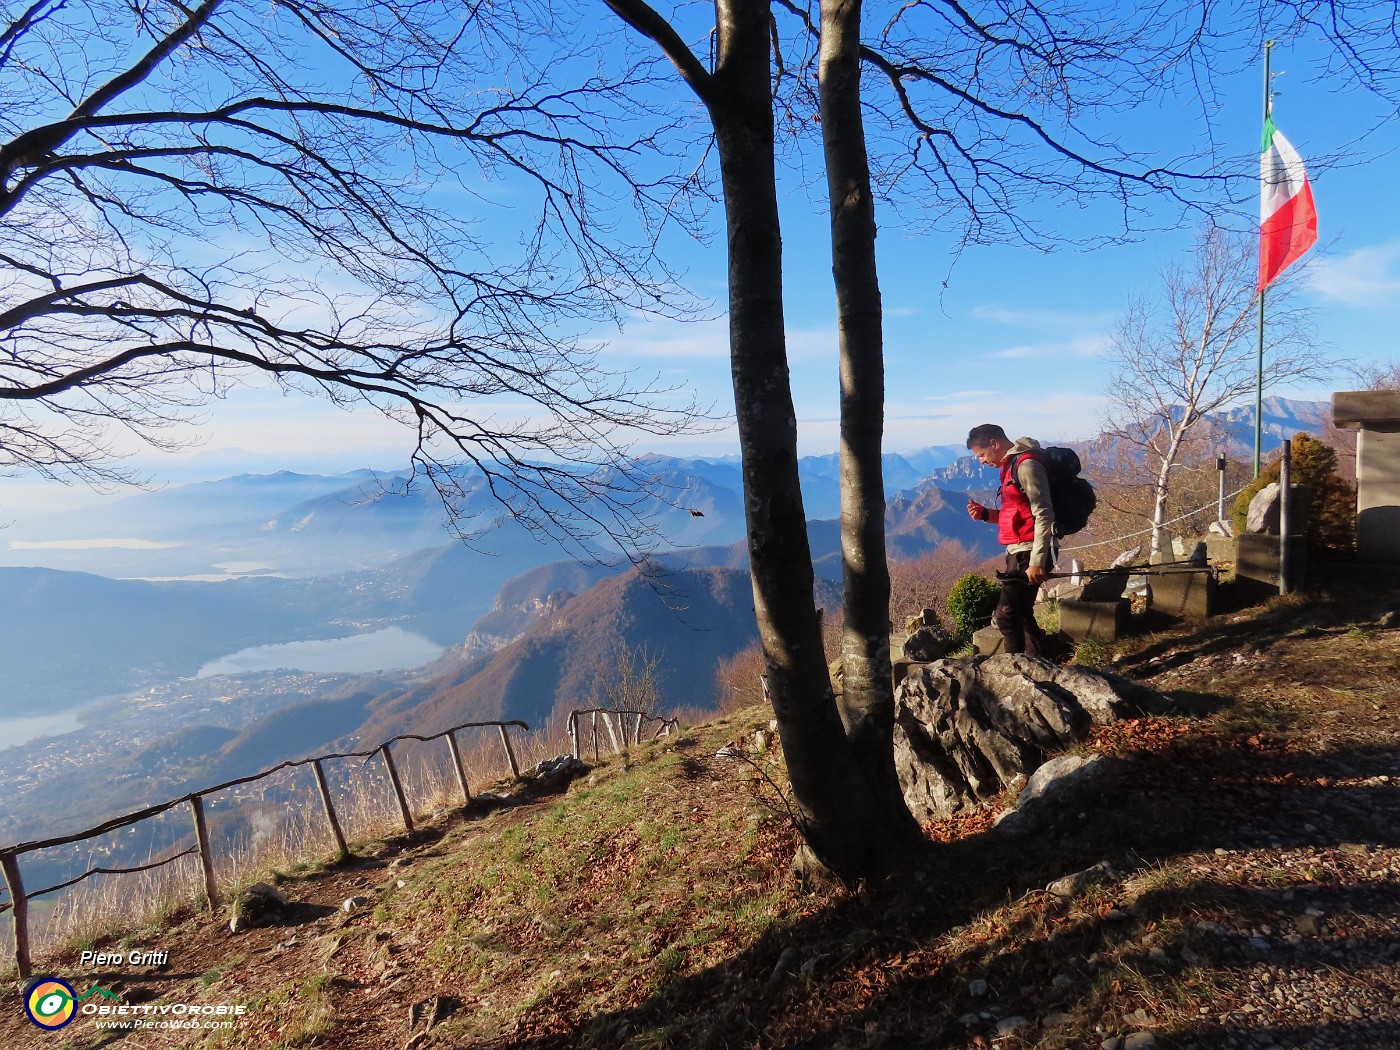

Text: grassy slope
xmin=4 ymin=571 xmax=1400 ymax=1050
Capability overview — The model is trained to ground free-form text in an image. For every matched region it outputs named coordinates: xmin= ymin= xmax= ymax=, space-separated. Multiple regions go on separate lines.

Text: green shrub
xmin=1232 ymin=433 xmax=1355 ymax=550
xmin=947 ymin=573 xmax=1000 ymax=642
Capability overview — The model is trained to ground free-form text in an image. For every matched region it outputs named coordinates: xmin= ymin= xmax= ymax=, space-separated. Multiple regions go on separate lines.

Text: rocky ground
xmin=3 ymin=568 xmax=1399 ymax=1049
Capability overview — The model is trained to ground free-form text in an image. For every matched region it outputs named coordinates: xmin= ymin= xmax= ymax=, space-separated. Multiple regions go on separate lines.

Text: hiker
xmin=964 ymin=423 xmax=1056 ymax=658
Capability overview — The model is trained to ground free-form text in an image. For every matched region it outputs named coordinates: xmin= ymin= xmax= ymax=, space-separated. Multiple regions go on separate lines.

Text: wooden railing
xmin=0 ymin=718 xmax=527 ymax=979
xmin=567 ymin=708 xmax=679 ymax=762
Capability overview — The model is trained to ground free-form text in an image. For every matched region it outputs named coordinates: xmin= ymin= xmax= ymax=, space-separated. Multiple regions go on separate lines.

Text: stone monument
xmin=1331 ymin=391 xmax=1400 ymax=564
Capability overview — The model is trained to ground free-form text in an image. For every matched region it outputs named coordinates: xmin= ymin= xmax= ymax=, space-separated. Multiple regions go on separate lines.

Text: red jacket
xmin=996 ymin=451 xmax=1044 ymax=547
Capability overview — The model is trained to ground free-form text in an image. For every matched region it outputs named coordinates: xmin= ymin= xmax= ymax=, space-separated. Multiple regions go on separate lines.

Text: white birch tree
xmin=1101 ymin=226 xmax=1323 ymax=555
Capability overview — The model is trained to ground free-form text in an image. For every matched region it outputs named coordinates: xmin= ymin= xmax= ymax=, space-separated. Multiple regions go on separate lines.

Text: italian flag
xmin=1258 ymin=115 xmax=1318 ymax=291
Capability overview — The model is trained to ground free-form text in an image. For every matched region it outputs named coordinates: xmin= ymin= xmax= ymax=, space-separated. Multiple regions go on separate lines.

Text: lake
xmin=197 ymin=626 xmax=445 ymax=677
xmin=0 ymin=708 xmax=87 ymax=751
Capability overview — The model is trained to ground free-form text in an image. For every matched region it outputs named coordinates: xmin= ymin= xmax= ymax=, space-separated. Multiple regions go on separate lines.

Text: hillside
xmin=4 ymin=568 xmax=1399 ymax=1049
xmin=356 ymin=564 xmax=816 ymax=741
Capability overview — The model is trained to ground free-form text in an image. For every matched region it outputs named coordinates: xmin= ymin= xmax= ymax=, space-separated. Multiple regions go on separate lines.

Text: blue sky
xmin=4 ymin=26 xmax=1398 ymax=513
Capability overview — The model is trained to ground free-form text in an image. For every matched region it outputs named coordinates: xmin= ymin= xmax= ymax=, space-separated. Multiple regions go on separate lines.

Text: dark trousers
xmin=995 ymin=549 xmax=1049 ymax=657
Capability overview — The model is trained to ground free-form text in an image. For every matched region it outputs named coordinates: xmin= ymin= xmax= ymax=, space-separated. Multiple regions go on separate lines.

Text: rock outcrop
xmin=893 ymin=654 xmax=1163 ymax=821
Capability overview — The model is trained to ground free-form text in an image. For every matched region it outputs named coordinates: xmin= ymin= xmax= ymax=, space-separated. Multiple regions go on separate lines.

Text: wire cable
xmin=1059 ymin=484 xmax=1253 ymax=554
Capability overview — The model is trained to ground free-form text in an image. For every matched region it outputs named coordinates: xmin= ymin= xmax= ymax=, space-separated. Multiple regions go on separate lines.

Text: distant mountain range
xmin=0 ymin=396 xmax=1325 ymax=581
xmin=0 ymin=395 xmax=1333 ymax=725
xmin=0 ymin=396 xmax=1340 ymax=867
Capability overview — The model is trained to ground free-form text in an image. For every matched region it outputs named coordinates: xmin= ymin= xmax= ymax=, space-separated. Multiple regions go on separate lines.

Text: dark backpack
xmin=1009 ymin=446 xmax=1097 ymax=537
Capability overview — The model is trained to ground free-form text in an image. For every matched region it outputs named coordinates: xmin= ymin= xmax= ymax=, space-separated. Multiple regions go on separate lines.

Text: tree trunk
xmin=707 ymin=0 xmax=912 ymax=880
xmin=1151 ymin=475 xmax=1168 ymax=556
xmin=819 ymin=0 xmax=921 ymax=841
xmin=1151 ymin=431 xmax=1185 ymax=556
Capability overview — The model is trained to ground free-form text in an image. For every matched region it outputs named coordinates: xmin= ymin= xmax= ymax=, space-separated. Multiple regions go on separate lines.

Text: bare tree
xmin=603 ymin=0 xmax=920 ymax=880
xmin=1100 ymin=226 xmax=1324 ymax=555
xmin=819 ymin=0 xmax=920 ymax=842
xmin=588 ymin=641 xmax=667 ymax=716
xmin=714 ymin=639 xmax=768 ymax=714
xmin=1354 ymin=360 xmax=1400 ymax=390
xmin=598 ymin=0 xmax=1400 ymax=880
xmin=1327 ymin=358 xmax=1400 ymax=479
xmin=0 ymin=0 xmax=709 ymax=554
xmin=887 ymin=541 xmax=987 ymax=628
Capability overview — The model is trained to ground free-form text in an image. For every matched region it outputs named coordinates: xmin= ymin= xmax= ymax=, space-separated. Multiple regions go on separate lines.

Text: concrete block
xmin=1333 ymin=391 xmax=1400 ymax=564
xmin=1356 ymin=427 xmax=1400 ymax=563
xmin=1057 ymin=598 xmax=1130 ymax=642
xmin=891 ymin=660 xmax=913 ymax=689
xmin=1204 ymin=534 xmax=1235 ymax=565
xmin=1080 ymin=569 xmax=1130 ymax=601
xmin=1231 ymin=534 xmax=1308 ymax=602
xmin=972 ymin=625 xmax=1004 ymax=656
xmin=1332 ymin=390 xmax=1400 ymax=426
xmin=1149 ymin=570 xmax=1216 ymax=621
xmin=1236 ymin=533 xmax=1280 ymax=587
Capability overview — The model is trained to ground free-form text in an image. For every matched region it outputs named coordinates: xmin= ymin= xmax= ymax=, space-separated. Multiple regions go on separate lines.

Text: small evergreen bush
xmin=946 ymin=572 xmax=1000 ymax=642
xmin=1232 ymin=433 xmax=1355 ymax=551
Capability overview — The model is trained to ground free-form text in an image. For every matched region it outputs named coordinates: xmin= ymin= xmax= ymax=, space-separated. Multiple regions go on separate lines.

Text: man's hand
xmin=1026 ymin=565 xmax=1047 ymax=586
xmin=966 ymin=498 xmax=987 ymax=521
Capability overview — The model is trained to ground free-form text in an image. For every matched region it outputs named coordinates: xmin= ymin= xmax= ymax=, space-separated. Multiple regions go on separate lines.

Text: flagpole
xmin=1254 ymin=40 xmax=1274 ymax=479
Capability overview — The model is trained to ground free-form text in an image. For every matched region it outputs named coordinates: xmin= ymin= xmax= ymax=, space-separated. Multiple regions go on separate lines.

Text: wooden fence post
xmin=311 ymin=760 xmax=349 ymax=858
xmin=497 ymin=724 xmax=520 ymax=779
xmin=590 ymin=712 xmax=600 ymax=762
xmin=602 ymin=711 xmax=624 ymax=755
xmin=189 ymin=796 xmax=219 ymax=909
xmin=568 ymin=712 xmax=580 ymax=761
xmin=2 ymin=852 xmax=31 ymax=979
xmin=445 ymin=732 xmax=472 ymax=806
xmin=632 ymin=712 xmax=644 ymax=745
xmin=378 ymin=744 xmax=415 ymax=833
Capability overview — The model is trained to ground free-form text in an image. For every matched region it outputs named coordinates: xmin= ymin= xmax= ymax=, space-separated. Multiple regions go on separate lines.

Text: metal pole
xmin=1255 ymin=41 xmax=1274 ymax=479
xmin=1279 ymin=439 xmax=1293 ymax=594
xmin=1256 ymin=292 xmax=1266 ymax=478
xmin=1217 ymin=453 xmax=1227 ymax=521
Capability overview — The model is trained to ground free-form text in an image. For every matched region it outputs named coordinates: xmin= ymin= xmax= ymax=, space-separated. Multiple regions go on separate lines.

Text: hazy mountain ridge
xmin=353 ymin=565 xmax=794 ymax=745
xmin=0 ymin=400 xmax=1340 ymax=894
xmin=0 ymin=400 xmax=1330 ymax=721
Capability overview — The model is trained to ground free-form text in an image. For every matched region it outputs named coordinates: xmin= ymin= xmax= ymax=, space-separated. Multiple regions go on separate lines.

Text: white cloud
xmin=596 ymin=316 xmax=732 ymax=359
xmin=993 ymin=344 xmax=1038 ymax=359
xmin=594 ymin=315 xmax=842 ymax=364
xmin=990 ymin=332 xmax=1109 ymax=360
xmin=1307 ymin=241 xmax=1400 ymax=307
xmin=971 ymin=304 xmax=1116 ymax=331
xmin=861 ymin=391 xmax=1110 ymax=452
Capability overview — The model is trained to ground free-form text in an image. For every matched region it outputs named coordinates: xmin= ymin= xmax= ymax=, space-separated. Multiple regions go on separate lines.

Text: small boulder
xmin=893 ymin=655 xmax=1160 ymax=820
xmin=1046 ymin=859 xmax=1114 ymax=899
xmin=1246 ymin=483 xmax=1281 ymax=534
xmin=1018 ymin=754 xmax=1105 ymax=812
xmin=996 ymin=1016 xmax=1029 ymax=1036
xmin=524 ymin=754 xmax=587 ymax=790
xmin=229 ymin=882 xmax=288 ymax=933
xmin=903 ymin=625 xmax=955 ymax=662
